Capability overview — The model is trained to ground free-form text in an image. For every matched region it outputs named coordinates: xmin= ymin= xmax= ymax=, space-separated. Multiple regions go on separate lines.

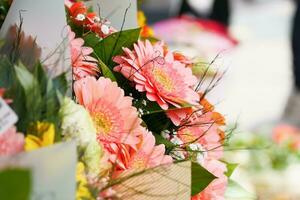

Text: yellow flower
xmin=25 ymin=122 xmax=55 ymax=151
xmin=137 ymin=10 xmax=155 ymax=38
xmin=137 ymin=10 xmax=146 ymax=27
xmin=76 ymin=162 xmax=94 ymax=200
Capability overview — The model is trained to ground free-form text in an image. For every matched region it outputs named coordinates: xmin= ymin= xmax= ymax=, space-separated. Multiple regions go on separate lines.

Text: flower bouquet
xmin=0 ymin=0 xmax=237 ymax=199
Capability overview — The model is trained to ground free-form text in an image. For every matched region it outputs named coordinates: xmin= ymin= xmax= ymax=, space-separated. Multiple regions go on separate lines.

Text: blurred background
xmin=140 ymin=0 xmax=300 ymax=199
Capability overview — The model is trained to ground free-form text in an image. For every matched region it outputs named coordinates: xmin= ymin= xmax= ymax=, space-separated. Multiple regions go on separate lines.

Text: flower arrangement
xmin=0 ymin=1 xmax=237 ymax=199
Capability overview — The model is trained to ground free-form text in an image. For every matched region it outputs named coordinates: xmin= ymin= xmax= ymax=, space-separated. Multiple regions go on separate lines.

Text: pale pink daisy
xmin=0 ymin=126 xmax=24 ymax=156
xmin=69 ymin=28 xmax=99 ymax=80
xmin=74 ymin=76 xmax=142 ymax=148
xmin=113 ymin=40 xmax=199 ymax=110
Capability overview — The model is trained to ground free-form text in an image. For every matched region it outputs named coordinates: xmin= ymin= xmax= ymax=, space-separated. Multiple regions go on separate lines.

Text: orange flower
xmin=211 ymin=112 xmax=226 ymax=126
xmin=200 ymin=97 xmax=215 ymax=113
xmin=141 ymin=25 xmax=154 ymax=38
xmin=138 ymin=10 xmax=154 ymax=38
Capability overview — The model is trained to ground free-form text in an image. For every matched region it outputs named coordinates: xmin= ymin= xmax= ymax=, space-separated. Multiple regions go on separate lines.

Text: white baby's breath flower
xmin=188 ymin=143 xmax=208 ymax=165
xmin=170 ymin=136 xmax=183 ymax=145
xmin=76 ymin=14 xmax=86 ymax=21
xmin=161 ymin=130 xmax=170 ymax=140
xmin=189 ymin=143 xmax=199 ymax=151
xmin=101 ymin=24 xmax=110 ymax=35
xmin=82 ymin=140 xmax=111 ymax=177
xmin=60 ymin=98 xmax=111 ymax=176
xmin=171 ymin=150 xmax=185 ymax=160
xmin=59 ymin=97 xmax=96 ymax=149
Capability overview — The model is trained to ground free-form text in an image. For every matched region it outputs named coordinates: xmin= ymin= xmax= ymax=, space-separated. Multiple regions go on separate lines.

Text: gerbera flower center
xmin=153 ymin=67 xmax=174 ymax=92
xmin=91 ymin=112 xmax=113 ymax=135
xmin=132 ymin=157 xmax=146 ymax=169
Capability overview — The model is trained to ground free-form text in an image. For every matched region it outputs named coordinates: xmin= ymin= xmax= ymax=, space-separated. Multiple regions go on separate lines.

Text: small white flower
xmin=59 ymin=98 xmax=96 ymax=149
xmin=189 ymin=143 xmax=199 ymax=151
xmin=104 ymin=20 xmax=111 ymax=25
xmin=161 ymin=130 xmax=170 ymax=140
xmin=101 ymin=24 xmax=110 ymax=35
xmin=75 ymin=14 xmax=86 ymax=21
xmin=196 ymin=153 xmax=205 ymax=165
xmin=93 ymin=16 xmax=100 ymax=23
xmin=142 ymin=100 xmax=147 ymax=106
xmin=171 ymin=150 xmax=185 ymax=160
xmin=170 ymin=136 xmax=183 ymax=145
xmin=188 ymin=143 xmax=208 ymax=165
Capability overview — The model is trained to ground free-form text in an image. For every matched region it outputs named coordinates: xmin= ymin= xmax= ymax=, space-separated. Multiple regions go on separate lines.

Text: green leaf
xmin=98 ymin=58 xmax=116 ymax=81
xmin=142 ymin=111 xmax=172 ymax=133
xmin=154 ymin=133 xmax=176 ymax=150
xmin=0 ymin=56 xmax=14 ymax=88
xmin=225 ymin=162 xmax=238 ymax=177
xmin=191 ymin=162 xmax=217 ymax=196
xmin=0 ymin=168 xmax=32 ymax=200
xmin=84 ymin=28 xmax=140 ymax=68
xmin=134 ymin=97 xmax=193 ymax=116
xmin=33 ymin=62 xmax=48 ymax=94
xmin=14 ymin=63 xmax=42 ymax=126
xmin=0 ymin=57 xmax=28 ymax=131
xmin=225 ymin=179 xmax=256 ymax=200
xmin=133 ymin=99 xmax=163 ymax=115
xmin=52 ymin=73 xmax=68 ymax=95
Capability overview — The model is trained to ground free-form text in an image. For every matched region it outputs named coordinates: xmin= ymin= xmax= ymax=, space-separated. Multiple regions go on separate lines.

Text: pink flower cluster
xmin=170 ymin=98 xmax=227 ymax=200
xmin=0 ymin=127 xmax=24 ymax=156
xmin=74 ymin=77 xmax=172 ymax=178
xmin=0 ymin=89 xmax=24 ymax=156
xmin=114 ymin=40 xmax=228 ymax=199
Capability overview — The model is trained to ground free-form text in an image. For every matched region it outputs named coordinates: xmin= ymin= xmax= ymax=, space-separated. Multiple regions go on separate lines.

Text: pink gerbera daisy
xmin=127 ymin=129 xmax=172 ymax=170
xmin=0 ymin=126 xmax=24 ymax=156
xmin=113 ymin=40 xmax=199 ymax=110
xmin=74 ymin=76 xmax=141 ymax=148
xmin=177 ymin=124 xmax=223 ymax=161
xmin=69 ymin=28 xmax=99 ymax=80
xmin=113 ymin=128 xmax=172 ymax=175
